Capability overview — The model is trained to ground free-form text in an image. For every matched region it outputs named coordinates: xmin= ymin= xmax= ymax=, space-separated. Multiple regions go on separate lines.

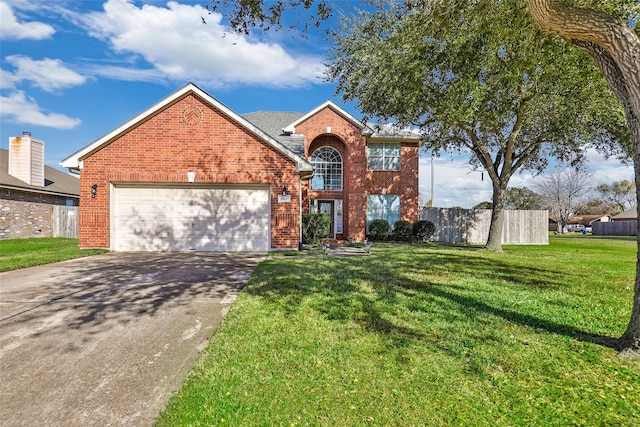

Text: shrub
xmin=302 ymin=213 xmax=330 ymax=245
xmin=393 ymin=220 xmax=413 ymax=241
xmin=413 ymin=220 xmax=435 ymax=242
xmin=368 ymin=219 xmax=391 ymax=241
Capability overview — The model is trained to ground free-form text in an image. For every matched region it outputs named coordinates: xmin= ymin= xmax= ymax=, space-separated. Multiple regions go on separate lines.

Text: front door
xmin=318 ymin=200 xmax=334 ymax=238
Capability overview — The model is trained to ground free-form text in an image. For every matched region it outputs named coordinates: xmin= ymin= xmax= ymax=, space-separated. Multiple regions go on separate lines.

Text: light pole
xmin=430 ymin=151 xmax=435 ymax=207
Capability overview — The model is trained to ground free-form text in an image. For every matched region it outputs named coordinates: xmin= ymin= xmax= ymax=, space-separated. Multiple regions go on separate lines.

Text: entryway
xmin=318 ymin=200 xmax=335 ymax=237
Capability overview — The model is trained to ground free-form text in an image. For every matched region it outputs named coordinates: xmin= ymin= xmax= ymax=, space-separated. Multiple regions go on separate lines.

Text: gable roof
xmin=612 ymin=207 xmax=637 ymax=220
xmin=1 ymin=149 xmax=79 ymax=198
xmin=568 ymin=214 xmax=612 ymax=225
xmin=61 ymin=82 xmax=312 ymax=173
xmin=242 ymin=111 xmax=306 ymax=158
xmin=282 ymin=100 xmax=374 ymax=135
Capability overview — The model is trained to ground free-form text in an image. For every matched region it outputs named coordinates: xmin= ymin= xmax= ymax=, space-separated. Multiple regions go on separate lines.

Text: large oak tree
xmin=326 ymin=0 xmax=626 ymax=252
xmin=210 ymin=0 xmax=640 ymax=353
xmin=523 ymin=0 xmax=639 ymax=353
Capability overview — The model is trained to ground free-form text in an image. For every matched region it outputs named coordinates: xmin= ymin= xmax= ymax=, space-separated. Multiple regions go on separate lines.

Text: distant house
xmin=592 ymin=207 xmax=637 ymax=236
xmin=611 ymin=207 xmax=637 ymax=222
xmin=1 ymin=133 xmax=79 ymax=239
xmin=568 ymin=214 xmax=612 ymax=227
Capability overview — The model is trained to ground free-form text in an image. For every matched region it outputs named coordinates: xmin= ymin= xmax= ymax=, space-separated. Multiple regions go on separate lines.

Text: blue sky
xmin=1 ymin=0 xmax=634 ymax=208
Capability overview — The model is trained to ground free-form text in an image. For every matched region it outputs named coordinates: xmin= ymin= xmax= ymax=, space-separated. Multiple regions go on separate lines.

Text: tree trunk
xmin=486 ymin=182 xmax=507 ymax=251
xmin=525 ymin=0 xmax=640 ymax=354
xmin=622 ymin=115 xmax=640 ymax=352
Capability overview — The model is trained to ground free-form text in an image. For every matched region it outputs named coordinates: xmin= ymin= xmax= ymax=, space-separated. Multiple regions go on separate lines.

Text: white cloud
xmin=70 ymin=0 xmax=324 ymax=88
xmin=0 ymin=68 xmax=15 ymax=89
xmin=583 ymin=148 xmax=634 ymax=185
xmin=3 ymin=55 xmax=87 ymax=92
xmin=85 ymin=64 xmax=165 ymax=83
xmin=0 ymin=1 xmax=55 ymax=40
xmin=0 ymin=91 xmax=81 ymax=129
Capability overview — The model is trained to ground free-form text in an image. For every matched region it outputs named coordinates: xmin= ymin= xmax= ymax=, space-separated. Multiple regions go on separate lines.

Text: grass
xmin=269 ymin=249 xmax=325 ymax=257
xmin=156 ymin=237 xmax=640 ymax=426
xmin=0 ymin=237 xmax=107 ymax=272
xmin=552 ymin=231 xmax=636 ymax=241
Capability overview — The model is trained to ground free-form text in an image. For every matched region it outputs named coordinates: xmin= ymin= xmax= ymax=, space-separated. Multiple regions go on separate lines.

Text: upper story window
xmin=310 ymin=146 xmax=342 ymax=191
xmin=368 ymin=142 xmax=400 ymax=170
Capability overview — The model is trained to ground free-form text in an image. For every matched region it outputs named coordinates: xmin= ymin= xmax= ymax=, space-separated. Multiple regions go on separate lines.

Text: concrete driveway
xmin=0 ymin=252 xmax=264 ymax=426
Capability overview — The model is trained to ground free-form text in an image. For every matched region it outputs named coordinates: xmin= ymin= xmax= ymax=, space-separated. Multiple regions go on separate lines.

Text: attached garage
xmin=112 ymin=185 xmax=270 ymax=252
xmin=61 ymin=83 xmax=314 ymax=251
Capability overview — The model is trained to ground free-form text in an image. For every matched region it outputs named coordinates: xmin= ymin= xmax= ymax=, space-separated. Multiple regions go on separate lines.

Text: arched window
xmin=310 ymin=146 xmax=342 ymax=191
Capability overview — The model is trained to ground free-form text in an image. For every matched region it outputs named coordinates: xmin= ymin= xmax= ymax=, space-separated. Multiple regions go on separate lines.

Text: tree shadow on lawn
xmin=246 ymin=248 xmax=620 ymax=353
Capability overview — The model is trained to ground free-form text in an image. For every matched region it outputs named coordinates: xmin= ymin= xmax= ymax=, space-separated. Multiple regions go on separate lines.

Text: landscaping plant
xmin=392 ymin=219 xmax=412 ymax=241
xmin=413 ymin=220 xmax=436 ymax=242
xmin=301 ymin=213 xmax=331 ymax=245
xmin=367 ymin=219 xmax=390 ymax=241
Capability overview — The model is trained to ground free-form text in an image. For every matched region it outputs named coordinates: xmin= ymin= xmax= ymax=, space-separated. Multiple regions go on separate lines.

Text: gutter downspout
xmin=299 ymin=176 xmax=303 ymax=251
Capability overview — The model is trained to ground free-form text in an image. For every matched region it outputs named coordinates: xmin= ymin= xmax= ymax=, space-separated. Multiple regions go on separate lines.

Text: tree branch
xmin=573 ymin=40 xmax=635 ymax=123
xmin=525 ymin=0 xmax=640 ymax=118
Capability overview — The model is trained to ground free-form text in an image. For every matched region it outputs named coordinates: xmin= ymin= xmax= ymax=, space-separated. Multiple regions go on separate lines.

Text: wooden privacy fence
xmin=420 ymin=208 xmax=549 ymax=245
xmin=592 ymin=221 xmax=637 ymax=236
xmin=52 ymin=206 xmax=79 ymax=238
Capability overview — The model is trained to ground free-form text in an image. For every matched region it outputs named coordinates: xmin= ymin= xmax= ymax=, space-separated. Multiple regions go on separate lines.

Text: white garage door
xmin=113 ymin=185 xmax=270 ymax=252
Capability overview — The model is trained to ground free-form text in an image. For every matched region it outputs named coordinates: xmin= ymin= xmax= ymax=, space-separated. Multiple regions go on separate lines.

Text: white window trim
xmin=367 ymin=142 xmax=401 ymax=171
xmin=310 ymin=146 xmax=343 ymax=191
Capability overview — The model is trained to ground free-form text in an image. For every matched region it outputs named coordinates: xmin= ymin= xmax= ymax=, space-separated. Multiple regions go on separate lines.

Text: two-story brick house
xmin=61 ymin=83 xmax=419 ymax=251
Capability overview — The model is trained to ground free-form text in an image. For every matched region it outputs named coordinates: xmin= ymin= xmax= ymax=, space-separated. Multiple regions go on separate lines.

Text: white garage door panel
xmin=114 ymin=186 xmax=270 ymax=252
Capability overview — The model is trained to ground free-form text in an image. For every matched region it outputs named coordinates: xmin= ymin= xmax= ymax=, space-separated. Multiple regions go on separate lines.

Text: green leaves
xmin=328 ymin=0 xmax=629 ymax=168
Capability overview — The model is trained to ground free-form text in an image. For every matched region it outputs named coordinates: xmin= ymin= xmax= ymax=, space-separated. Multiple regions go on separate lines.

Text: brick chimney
xmin=9 ymin=132 xmax=45 ymax=187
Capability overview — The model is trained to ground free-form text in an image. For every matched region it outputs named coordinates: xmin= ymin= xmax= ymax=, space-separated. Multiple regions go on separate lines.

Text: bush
xmin=393 ymin=220 xmax=413 ymax=241
xmin=413 ymin=220 xmax=435 ymax=242
xmin=368 ymin=219 xmax=391 ymax=241
xmin=302 ymin=213 xmax=330 ymax=245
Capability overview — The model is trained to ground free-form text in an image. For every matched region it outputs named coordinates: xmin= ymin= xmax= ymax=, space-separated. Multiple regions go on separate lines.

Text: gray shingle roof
xmin=612 ymin=208 xmax=637 ymax=220
xmin=242 ymin=111 xmax=306 ymax=158
xmin=241 ymin=111 xmax=422 ymax=158
xmin=368 ymin=124 xmax=422 ymax=139
xmin=0 ymin=148 xmax=79 ymax=197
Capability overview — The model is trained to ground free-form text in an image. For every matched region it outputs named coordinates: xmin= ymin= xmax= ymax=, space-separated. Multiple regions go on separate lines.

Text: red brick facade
xmin=79 ymin=93 xmax=302 ymax=249
xmin=71 ymin=84 xmax=419 ymax=250
xmin=295 ymin=107 xmax=419 ymax=241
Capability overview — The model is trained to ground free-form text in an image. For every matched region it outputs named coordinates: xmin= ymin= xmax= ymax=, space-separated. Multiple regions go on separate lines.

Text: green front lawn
xmin=0 ymin=238 xmax=106 ymax=272
xmin=157 ymin=238 xmax=640 ymax=426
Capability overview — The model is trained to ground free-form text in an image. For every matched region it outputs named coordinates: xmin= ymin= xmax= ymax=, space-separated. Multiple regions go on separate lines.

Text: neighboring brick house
xmin=61 ymin=83 xmax=419 ymax=251
xmin=1 ymin=134 xmax=80 ymax=239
